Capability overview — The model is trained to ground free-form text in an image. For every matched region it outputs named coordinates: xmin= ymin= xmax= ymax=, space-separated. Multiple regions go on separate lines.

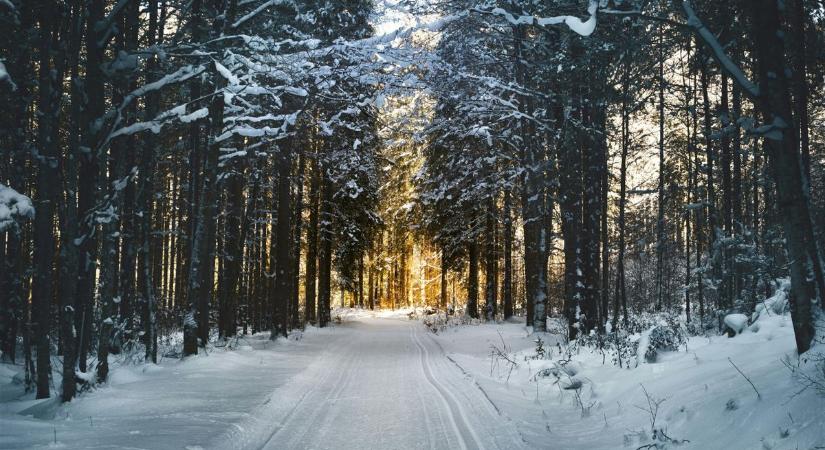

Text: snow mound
xmin=724 ymin=314 xmax=749 ymax=335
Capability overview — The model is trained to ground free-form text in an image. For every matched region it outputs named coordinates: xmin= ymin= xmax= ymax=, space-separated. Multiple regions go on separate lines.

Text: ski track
xmin=255 ymin=336 xmax=352 ymax=450
xmin=227 ymin=317 xmax=524 ymax=450
xmin=410 ymin=323 xmax=480 ymax=450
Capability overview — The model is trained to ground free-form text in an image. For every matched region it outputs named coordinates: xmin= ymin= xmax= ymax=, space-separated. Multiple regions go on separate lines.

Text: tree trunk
xmin=31 ymin=1 xmax=61 ymax=397
xmin=467 ymin=238 xmax=479 ymax=319
xmin=317 ymin=175 xmax=333 ymax=327
xmin=305 ymin=158 xmax=320 ymax=324
xmin=219 ymin=159 xmax=244 ymax=338
xmin=614 ymin=60 xmax=630 ymax=329
xmin=75 ymin=0 xmax=106 ymax=375
xmin=655 ymin=31 xmax=667 ymax=311
xmin=139 ymin=0 xmax=162 ymax=362
xmin=484 ymin=196 xmax=497 ymax=321
xmin=291 ymin=153 xmax=305 ymax=327
xmin=272 ymin=148 xmax=293 ymax=339
xmin=502 ymin=190 xmax=514 ymax=319
xmin=440 ymin=251 xmax=448 ymax=310
xmin=748 ymin=0 xmax=821 ymax=353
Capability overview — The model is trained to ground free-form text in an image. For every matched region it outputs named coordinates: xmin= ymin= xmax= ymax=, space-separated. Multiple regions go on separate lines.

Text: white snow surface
xmin=1 ymin=306 xmax=824 ymax=449
xmin=431 ymin=313 xmax=825 ymax=449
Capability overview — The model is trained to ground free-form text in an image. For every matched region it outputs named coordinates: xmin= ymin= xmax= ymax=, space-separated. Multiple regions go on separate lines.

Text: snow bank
xmin=0 ymin=327 xmax=331 ymax=449
xmin=724 ymin=313 xmax=749 ymax=334
xmin=431 ymin=308 xmax=825 ymax=449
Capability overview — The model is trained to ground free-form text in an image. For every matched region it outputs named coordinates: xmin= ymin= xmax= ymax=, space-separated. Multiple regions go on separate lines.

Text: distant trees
xmin=414 ymin=0 xmax=825 ymax=353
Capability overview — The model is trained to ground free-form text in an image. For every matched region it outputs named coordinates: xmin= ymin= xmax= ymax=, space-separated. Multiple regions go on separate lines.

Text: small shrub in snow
xmin=578 ymin=313 xmax=687 ymax=368
xmin=546 ymin=317 xmax=570 ymax=345
xmin=533 ymin=337 xmax=546 ymax=359
xmin=422 ymin=313 xmax=448 ymax=334
xmin=633 ymin=384 xmax=689 ymax=448
xmin=725 ymin=398 xmax=738 ymax=411
xmin=489 ymin=332 xmax=518 ymax=381
xmin=644 ymin=323 xmax=686 ymax=363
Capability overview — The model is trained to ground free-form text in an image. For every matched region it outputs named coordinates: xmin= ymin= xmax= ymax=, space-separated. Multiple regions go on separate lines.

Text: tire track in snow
xmin=410 ymin=323 xmax=484 ymax=450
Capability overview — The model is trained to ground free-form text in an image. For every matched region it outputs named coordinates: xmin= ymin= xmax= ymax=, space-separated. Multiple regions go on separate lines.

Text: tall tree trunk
xmin=31 ymin=0 xmax=62 ymax=398
xmin=317 ymin=175 xmax=333 ymax=327
xmin=655 ymin=31 xmax=667 ymax=311
xmin=512 ymin=21 xmax=544 ymax=329
xmin=58 ymin=0 xmax=84 ymax=401
xmin=614 ymin=60 xmax=630 ymax=329
xmin=599 ymin=126 xmax=610 ymax=328
xmin=291 ymin=153 xmax=305 ymax=327
xmin=748 ymin=0 xmax=822 ymax=353
xmin=440 ymin=250 xmax=448 ymax=310
xmin=699 ymin=57 xmax=720 ymax=308
xmin=502 ymin=190 xmax=513 ymax=319
xmin=720 ymin=74 xmax=733 ymax=309
xmin=467 ymin=238 xmax=479 ymax=319
xmin=581 ymin=92 xmax=603 ymax=334
xmin=560 ymin=154 xmax=583 ymax=338
xmin=272 ymin=148 xmax=293 ymax=339
xmin=305 ymin=158 xmax=320 ymax=324
xmin=484 ymin=196 xmax=497 ymax=321
xmin=182 ymin=0 xmax=206 ymax=356
xmin=139 ymin=0 xmax=162 ymax=362
xmin=732 ymin=84 xmax=743 ymax=300
xmin=219 ymin=160 xmax=244 ymax=338
xmin=75 ymin=0 xmax=106 ymax=375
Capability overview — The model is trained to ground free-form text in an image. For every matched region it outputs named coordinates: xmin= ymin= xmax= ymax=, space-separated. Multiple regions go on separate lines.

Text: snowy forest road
xmin=216 ymin=317 xmax=526 ymax=450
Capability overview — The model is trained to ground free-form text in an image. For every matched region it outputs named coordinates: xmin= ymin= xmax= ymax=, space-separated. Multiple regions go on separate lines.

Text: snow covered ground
xmin=1 ymin=306 xmax=824 ymax=449
xmin=0 ymin=329 xmax=329 ymax=449
xmin=432 ymin=313 xmax=825 ymax=449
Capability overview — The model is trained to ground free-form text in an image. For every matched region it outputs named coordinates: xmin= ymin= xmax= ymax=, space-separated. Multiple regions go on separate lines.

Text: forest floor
xmin=1 ymin=307 xmax=825 ymax=449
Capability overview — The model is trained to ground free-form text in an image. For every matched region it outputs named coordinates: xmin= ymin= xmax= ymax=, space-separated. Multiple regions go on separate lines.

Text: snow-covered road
xmin=2 ymin=315 xmax=520 ymax=449
xmin=218 ymin=318 xmax=525 ymax=450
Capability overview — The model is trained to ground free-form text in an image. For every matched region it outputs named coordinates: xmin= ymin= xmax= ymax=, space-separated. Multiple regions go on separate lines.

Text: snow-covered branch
xmin=474 ymin=0 xmax=599 ymax=37
xmin=0 ymin=61 xmax=16 ymax=90
xmin=232 ymin=0 xmax=289 ymax=29
xmin=680 ymin=0 xmax=760 ymax=100
xmin=0 ymin=183 xmax=34 ymax=231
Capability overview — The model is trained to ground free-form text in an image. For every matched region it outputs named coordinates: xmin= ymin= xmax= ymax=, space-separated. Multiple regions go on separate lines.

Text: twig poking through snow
xmin=728 ymin=357 xmax=761 ymax=400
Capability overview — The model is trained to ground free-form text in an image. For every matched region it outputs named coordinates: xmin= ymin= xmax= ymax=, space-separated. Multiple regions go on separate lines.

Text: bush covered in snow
xmin=643 ymin=322 xmax=687 ymax=363
xmin=567 ymin=312 xmax=686 ymax=368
